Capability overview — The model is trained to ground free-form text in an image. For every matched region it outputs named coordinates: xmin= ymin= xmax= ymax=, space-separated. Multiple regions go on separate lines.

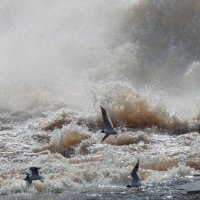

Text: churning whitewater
xmin=0 ymin=0 xmax=200 ymax=199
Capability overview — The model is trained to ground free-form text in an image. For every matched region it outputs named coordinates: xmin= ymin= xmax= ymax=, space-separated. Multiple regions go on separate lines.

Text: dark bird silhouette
xmin=24 ymin=167 xmax=44 ymax=186
xmin=126 ymin=159 xmax=141 ymax=189
xmin=24 ymin=173 xmax=32 ymax=186
xmin=100 ymin=106 xmax=117 ymax=142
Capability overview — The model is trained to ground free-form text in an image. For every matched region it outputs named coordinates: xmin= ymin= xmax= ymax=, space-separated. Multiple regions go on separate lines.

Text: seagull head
xmin=24 ymin=173 xmax=30 ymax=181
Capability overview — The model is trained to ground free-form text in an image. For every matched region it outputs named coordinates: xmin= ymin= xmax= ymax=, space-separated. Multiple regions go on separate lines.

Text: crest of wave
xmin=33 ymin=123 xmax=90 ymax=156
xmin=39 ymin=78 xmax=192 ymax=135
xmin=91 ymin=78 xmax=188 ymax=131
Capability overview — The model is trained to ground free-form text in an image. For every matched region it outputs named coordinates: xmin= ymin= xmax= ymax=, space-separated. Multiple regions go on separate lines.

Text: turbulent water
xmin=1 ymin=0 xmax=200 ymax=199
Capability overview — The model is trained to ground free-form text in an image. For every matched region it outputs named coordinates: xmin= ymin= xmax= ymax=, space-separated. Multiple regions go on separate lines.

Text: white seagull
xmin=126 ymin=159 xmax=141 ymax=189
xmin=100 ymin=106 xmax=117 ymax=142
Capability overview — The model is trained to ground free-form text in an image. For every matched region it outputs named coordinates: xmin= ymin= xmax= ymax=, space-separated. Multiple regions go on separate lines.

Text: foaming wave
xmin=75 ymin=139 xmax=95 ymax=156
xmin=41 ymin=108 xmax=101 ymax=132
xmin=91 ymin=79 xmax=192 ymax=134
xmin=186 ymin=159 xmax=200 ymax=170
xmin=41 ymin=109 xmax=78 ymax=131
xmin=116 ymin=94 xmax=195 ymax=134
xmin=0 ymin=180 xmax=26 ymax=195
xmin=39 ymin=78 xmax=197 ymax=135
xmin=142 ymin=160 xmax=179 ymax=171
xmin=107 ymin=131 xmax=150 ymax=146
xmin=145 ymin=163 xmax=195 ymax=183
xmin=117 ymin=94 xmax=168 ymax=129
xmin=34 ymin=124 xmax=90 ymax=156
xmin=60 ymin=125 xmax=90 ymax=149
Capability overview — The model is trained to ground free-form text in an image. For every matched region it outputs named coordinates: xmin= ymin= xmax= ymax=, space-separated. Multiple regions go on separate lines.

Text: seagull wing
xmin=29 ymin=167 xmax=40 ymax=176
xmin=131 ymin=159 xmax=139 ymax=178
xmin=100 ymin=106 xmax=114 ymax=131
xmin=131 ymin=173 xmax=140 ymax=183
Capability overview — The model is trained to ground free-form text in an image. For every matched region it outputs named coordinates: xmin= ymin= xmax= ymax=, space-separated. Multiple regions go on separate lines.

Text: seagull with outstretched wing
xmin=24 ymin=167 xmax=44 ymax=186
xmin=100 ymin=106 xmax=117 ymax=142
xmin=126 ymin=159 xmax=141 ymax=189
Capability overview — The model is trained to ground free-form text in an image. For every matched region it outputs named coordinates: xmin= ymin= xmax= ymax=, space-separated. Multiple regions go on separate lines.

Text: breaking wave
xmin=38 ymin=79 xmax=200 ymax=135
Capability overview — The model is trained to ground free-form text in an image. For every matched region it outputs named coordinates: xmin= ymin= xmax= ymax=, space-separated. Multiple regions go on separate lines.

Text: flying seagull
xmin=126 ymin=159 xmax=141 ymax=189
xmin=24 ymin=167 xmax=44 ymax=186
xmin=100 ymin=106 xmax=117 ymax=142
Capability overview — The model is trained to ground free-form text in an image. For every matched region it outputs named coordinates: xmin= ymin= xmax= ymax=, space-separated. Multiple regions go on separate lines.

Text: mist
xmin=0 ymin=0 xmax=200 ymax=114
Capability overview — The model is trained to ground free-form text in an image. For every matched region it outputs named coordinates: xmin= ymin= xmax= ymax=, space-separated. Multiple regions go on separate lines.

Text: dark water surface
xmin=2 ymin=178 xmax=200 ymax=200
